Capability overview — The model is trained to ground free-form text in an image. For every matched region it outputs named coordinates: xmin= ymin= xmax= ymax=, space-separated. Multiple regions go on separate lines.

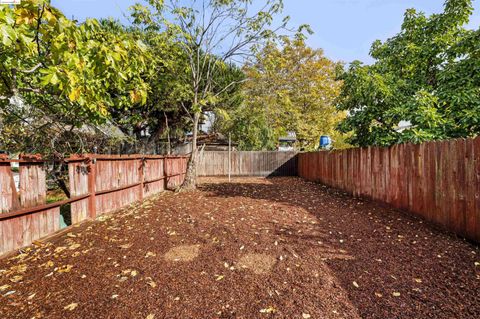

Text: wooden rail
xmin=0 ymin=154 xmax=189 ymax=255
xmin=298 ymin=137 xmax=480 ymax=243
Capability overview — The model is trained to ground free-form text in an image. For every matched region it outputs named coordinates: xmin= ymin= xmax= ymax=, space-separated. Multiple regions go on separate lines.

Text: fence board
xmin=298 ymin=137 xmax=480 ymax=243
xmin=69 ymin=162 xmax=89 ymax=224
xmin=198 ymin=151 xmax=297 ymax=177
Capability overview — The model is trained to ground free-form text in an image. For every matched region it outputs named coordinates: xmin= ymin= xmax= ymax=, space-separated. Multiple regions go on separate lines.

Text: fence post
xmin=163 ymin=156 xmax=168 ymax=190
xmin=88 ymin=157 xmax=97 ymax=219
xmin=139 ymin=158 xmax=144 ymax=201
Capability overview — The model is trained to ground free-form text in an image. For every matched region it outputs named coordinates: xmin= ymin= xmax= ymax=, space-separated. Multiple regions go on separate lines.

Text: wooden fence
xmin=298 ymin=137 xmax=480 ymax=243
xmin=0 ymin=154 xmax=188 ymax=255
xmin=197 ymin=151 xmax=298 ymax=177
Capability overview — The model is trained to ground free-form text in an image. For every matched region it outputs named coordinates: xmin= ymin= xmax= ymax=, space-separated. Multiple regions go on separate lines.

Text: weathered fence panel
xmin=298 ymin=137 xmax=480 ymax=243
xmin=144 ymin=158 xmax=165 ymax=197
xmin=165 ymin=156 xmax=188 ymax=188
xmin=197 ymin=151 xmax=298 ymax=177
xmin=0 ymin=154 xmax=189 ymax=256
xmin=69 ymin=161 xmax=90 ymax=224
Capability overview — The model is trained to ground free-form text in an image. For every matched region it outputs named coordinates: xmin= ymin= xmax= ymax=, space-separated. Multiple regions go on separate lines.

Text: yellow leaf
xmin=145 ymin=252 xmax=156 ymax=258
xmin=64 ymin=303 xmax=78 ymax=311
xmin=392 ymin=292 xmax=401 ymax=297
xmin=146 ymin=314 xmax=155 ymax=319
xmin=15 ymin=8 xmax=36 ymax=25
xmin=57 ymin=265 xmax=73 ymax=273
xmin=55 ymin=246 xmax=67 ymax=253
xmin=352 ymin=281 xmax=359 ymax=288
xmin=9 ymin=275 xmax=23 ymax=283
xmin=0 ymin=284 xmax=11 ymax=291
xmin=215 ymin=275 xmax=224 ymax=281
xmin=10 ymin=264 xmax=27 ymax=273
xmin=68 ymin=88 xmax=81 ymax=102
xmin=259 ymin=306 xmax=276 ymax=314
xmin=69 ymin=243 xmax=81 ymax=250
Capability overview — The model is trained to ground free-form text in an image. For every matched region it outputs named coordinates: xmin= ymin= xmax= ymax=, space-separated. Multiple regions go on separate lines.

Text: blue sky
xmin=52 ymin=0 xmax=480 ymax=64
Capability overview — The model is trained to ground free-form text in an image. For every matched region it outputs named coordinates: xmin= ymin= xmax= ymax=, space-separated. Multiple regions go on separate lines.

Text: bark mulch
xmin=0 ymin=177 xmax=479 ymax=319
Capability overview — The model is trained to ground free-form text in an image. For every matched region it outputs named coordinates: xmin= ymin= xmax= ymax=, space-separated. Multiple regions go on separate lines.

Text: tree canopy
xmin=0 ymin=0 xmax=152 ymax=155
xmin=337 ymin=0 xmax=479 ymax=147
xmin=220 ymin=37 xmax=347 ymax=151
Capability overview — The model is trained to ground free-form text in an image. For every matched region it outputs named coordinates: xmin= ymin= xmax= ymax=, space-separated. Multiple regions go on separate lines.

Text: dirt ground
xmin=1 ymin=177 xmax=479 ymax=319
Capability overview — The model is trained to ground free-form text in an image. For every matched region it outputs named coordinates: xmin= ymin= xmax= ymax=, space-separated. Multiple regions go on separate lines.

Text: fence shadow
xmin=199 ymin=177 xmax=480 ymax=318
xmin=267 ymin=154 xmax=298 ymax=177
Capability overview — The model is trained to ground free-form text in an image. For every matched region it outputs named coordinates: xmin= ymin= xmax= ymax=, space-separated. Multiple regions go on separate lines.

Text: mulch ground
xmin=1 ymin=177 xmax=479 ymax=319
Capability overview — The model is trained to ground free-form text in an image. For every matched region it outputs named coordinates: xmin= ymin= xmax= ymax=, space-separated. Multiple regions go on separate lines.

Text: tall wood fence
xmin=197 ymin=151 xmax=298 ymax=177
xmin=298 ymin=137 xmax=480 ymax=242
xmin=0 ymin=154 xmax=188 ymax=255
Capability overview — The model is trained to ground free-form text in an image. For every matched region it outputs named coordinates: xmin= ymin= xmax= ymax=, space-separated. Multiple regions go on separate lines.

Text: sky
xmin=51 ymin=0 xmax=480 ymax=65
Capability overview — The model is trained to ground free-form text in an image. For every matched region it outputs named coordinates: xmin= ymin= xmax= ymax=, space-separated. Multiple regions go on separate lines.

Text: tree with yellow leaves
xmin=232 ymin=37 xmax=348 ymax=150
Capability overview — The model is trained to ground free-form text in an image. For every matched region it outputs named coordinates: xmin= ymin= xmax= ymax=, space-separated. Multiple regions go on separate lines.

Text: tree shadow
xmin=199 ymin=177 xmax=480 ymax=319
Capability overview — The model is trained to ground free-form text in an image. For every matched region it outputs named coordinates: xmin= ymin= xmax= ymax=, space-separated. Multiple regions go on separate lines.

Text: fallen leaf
xmin=392 ymin=292 xmax=401 ymax=297
xmin=215 ymin=275 xmax=224 ymax=281
xmin=145 ymin=252 xmax=156 ymax=258
xmin=260 ymin=306 xmax=276 ymax=314
xmin=353 ymin=281 xmax=359 ymax=288
xmin=146 ymin=314 xmax=155 ymax=319
xmin=119 ymin=243 xmax=133 ymax=249
xmin=68 ymin=244 xmax=81 ymax=250
xmin=10 ymin=264 xmax=28 ymax=273
xmin=414 ymin=278 xmax=422 ymax=283
xmin=375 ymin=292 xmax=383 ymax=298
xmin=64 ymin=303 xmax=78 ymax=311
xmin=55 ymin=246 xmax=67 ymax=253
xmin=0 ymin=284 xmax=11 ymax=291
xmin=57 ymin=265 xmax=73 ymax=273
xmin=302 ymin=314 xmax=311 ymax=319
xmin=27 ymin=293 xmax=36 ymax=300
xmin=111 ymin=294 xmax=119 ymax=299
xmin=10 ymin=275 xmax=23 ymax=283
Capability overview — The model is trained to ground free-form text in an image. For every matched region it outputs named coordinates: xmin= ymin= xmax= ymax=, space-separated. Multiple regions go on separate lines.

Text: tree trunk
xmin=181 ymin=112 xmax=200 ymax=190
xmin=50 ymin=163 xmax=71 ymax=198
xmin=165 ymin=112 xmax=171 ymax=155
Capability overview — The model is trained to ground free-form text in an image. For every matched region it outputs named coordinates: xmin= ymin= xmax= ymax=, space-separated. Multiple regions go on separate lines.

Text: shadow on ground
xmin=200 ymin=177 xmax=480 ymax=319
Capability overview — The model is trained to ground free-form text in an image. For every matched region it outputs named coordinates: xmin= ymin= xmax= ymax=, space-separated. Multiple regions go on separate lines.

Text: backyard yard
xmin=0 ymin=177 xmax=479 ymax=319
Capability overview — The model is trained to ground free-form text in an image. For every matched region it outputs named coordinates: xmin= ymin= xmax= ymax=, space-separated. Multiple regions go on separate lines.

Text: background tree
xmin=220 ymin=37 xmax=347 ymax=151
xmin=337 ymin=0 xmax=479 ymax=147
xmin=130 ymin=0 xmax=297 ymax=189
